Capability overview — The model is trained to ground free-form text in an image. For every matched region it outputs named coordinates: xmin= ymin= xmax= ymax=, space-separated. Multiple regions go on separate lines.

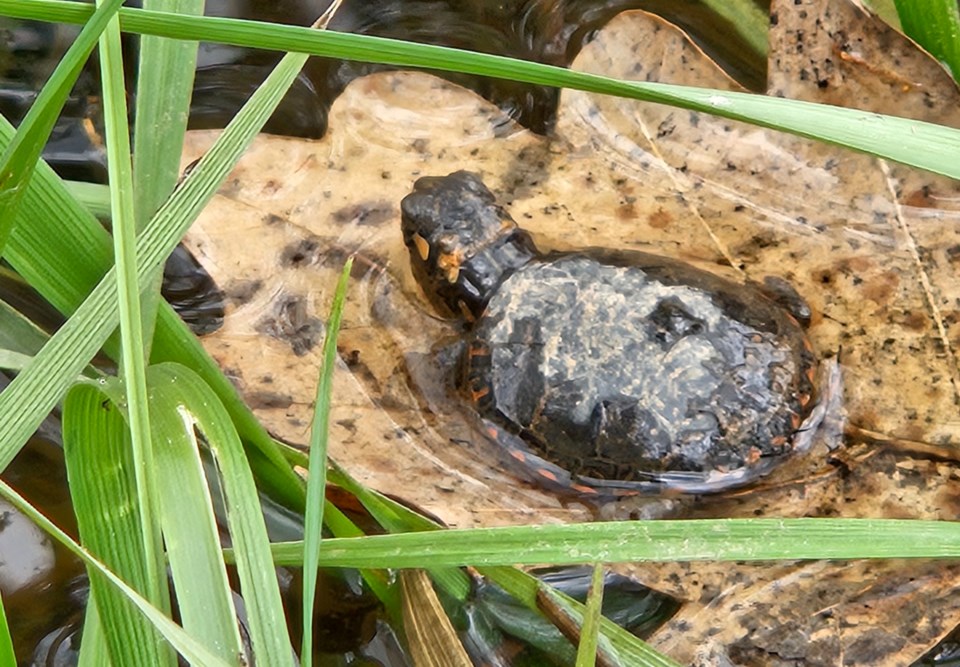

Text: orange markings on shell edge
xmin=458 ymin=300 xmax=475 ymax=322
xmin=536 ymin=468 xmax=559 ymax=483
xmin=471 ymin=386 xmax=490 ymax=402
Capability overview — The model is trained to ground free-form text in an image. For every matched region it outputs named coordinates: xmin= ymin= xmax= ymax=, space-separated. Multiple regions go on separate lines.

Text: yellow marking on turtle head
xmin=413 ymin=233 xmax=430 ymax=261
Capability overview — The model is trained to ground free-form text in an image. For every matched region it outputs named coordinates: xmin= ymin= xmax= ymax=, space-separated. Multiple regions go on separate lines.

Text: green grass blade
xmin=574 ymin=564 xmax=604 ymax=667
xmin=484 ymin=566 xmax=679 ymax=667
xmin=62 ymin=381 xmax=173 ymax=666
xmin=96 ymin=0 xmax=167 ymax=611
xmin=265 ymin=518 xmax=960 ymax=568
xmin=700 ymin=0 xmax=769 ymax=58
xmin=64 ymin=180 xmax=111 ymax=218
xmin=326 ymin=462 xmax=472 ymax=605
xmin=151 ymin=308 xmax=307 ymax=508
xmin=76 ymin=601 xmax=109 ymax=667
xmin=0 ymin=474 xmax=233 ymax=667
xmin=2 ymin=0 xmax=959 ymax=178
xmin=0 ymin=594 xmax=14 ymax=667
xmin=0 ymin=293 xmax=99 ymax=378
xmin=895 ymin=0 xmax=960 ymax=81
xmin=133 ymin=0 xmax=203 ymax=223
xmin=0 ymin=109 xmax=303 ymax=506
xmin=148 ymin=365 xmax=245 ymax=663
xmin=133 ymin=0 xmax=204 ymax=356
xmin=0 ymin=26 xmax=320 ymax=494
xmin=0 ymin=349 xmax=33 ymax=371
xmin=302 ymin=258 xmax=352 ymax=665
xmin=0 ymin=0 xmax=122 ymax=253
xmin=149 ymin=362 xmax=291 ymax=664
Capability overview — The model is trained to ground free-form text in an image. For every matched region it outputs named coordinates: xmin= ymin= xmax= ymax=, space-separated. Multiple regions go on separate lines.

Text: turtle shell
xmin=462 ymin=250 xmax=818 ymax=496
xmin=402 ymin=172 xmax=818 ymax=496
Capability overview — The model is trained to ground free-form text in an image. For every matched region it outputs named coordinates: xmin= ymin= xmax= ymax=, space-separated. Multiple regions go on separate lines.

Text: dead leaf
xmin=400 ymin=570 xmax=473 ymax=667
xmin=182 ymin=0 xmax=960 ymax=663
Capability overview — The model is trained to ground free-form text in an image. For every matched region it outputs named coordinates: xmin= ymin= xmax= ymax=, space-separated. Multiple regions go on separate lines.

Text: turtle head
xmin=401 ymin=171 xmax=536 ymax=321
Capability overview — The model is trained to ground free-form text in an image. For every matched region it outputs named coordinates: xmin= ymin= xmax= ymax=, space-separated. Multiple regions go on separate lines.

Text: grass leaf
xmin=0 ymin=472 xmax=234 ymax=666
xmin=895 ymin=0 xmax=960 ymax=81
xmin=302 ymin=257 xmax=352 ymax=665
xmin=149 ymin=363 xmax=291 ymax=664
xmin=266 ymin=518 xmax=960 ymax=568
xmin=0 ymin=0 xmax=122 ymax=252
xmin=62 ymin=380 xmax=174 ymax=666
xmin=575 ymin=564 xmax=605 ymax=667
xmin=95 ymin=0 xmax=167 ymax=611
xmin=148 ymin=365 xmax=248 ymax=662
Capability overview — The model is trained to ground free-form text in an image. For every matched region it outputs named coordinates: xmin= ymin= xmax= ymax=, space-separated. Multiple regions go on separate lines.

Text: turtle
xmin=400 ymin=170 xmax=820 ymax=496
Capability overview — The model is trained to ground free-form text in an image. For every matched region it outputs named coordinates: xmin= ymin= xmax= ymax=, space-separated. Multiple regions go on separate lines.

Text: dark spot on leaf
xmin=225 ymin=279 xmax=263 ymax=305
xmin=255 ymin=294 xmax=324 ymax=356
xmin=331 ymin=201 xmax=394 ymax=227
xmin=247 ymin=391 xmax=294 ymax=409
xmin=280 ymin=238 xmax=321 ymax=267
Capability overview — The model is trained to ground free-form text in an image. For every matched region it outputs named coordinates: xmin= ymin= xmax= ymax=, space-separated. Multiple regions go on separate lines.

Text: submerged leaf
xmin=181 ymin=2 xmax=960 ymax=664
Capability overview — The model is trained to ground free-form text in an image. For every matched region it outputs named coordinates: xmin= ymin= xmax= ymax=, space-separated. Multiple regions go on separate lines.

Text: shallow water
xmin=4 ymin=1 xmax=960 ymax=664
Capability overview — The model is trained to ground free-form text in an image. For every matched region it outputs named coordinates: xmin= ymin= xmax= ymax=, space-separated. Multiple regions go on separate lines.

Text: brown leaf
xmin=400 ymin=569 xmax=473 ymax=667
xmin=182 ymin=1 xmax=960 ymax=663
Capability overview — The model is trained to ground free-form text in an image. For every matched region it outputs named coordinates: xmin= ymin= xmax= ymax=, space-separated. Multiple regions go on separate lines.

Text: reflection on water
xmin=193 ymin=0 xmax=765 ymax=135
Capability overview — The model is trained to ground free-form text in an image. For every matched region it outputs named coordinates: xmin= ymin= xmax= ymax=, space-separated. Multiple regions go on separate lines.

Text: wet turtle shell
xmin=401 ymin=171 xmax=818 ymax=496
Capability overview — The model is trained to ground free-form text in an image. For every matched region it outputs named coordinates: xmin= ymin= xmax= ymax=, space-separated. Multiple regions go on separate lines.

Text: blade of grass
xmin=133 ymin=0 xmax=205 ymax=356
xmin=0 ymin=113 xmax=304 ymax=507
xmin=265 ymin=518 xmax=960 ymax=568
xmin=0 ymin=594 xmax=13 ymax=667
xmin=64 ymin=180 xmax=111 ymax=218
xmin=399 ymin=569 xmax=473 ymax=667
xmin=0 ymin=349 xmax=35 ymax=371
xmin=0 ymin=297 xmax=99 ymax=378
xmin=3 ymin=0 xmax=959 ymax=178
xmin=0 ymin=474 xmax=233 ymax=667
xmin=96 ymin=0 xmax=167 ymax=614
xmin=895 ymin=0 xmax=960 ymax=81
xmin=0 ymin=24 xmax=320 ymax=487
xmin=326 ymin=460 xmax=472 ymax=605
xmin=133 ymin=0 xmax=203 ymax=224
xmin=302 ymin=256 xmax=352 ymax=665
xmin=574 ymin=564 xmax=604 ymax=667
xmin=265 ymin=463 xmax=680 ymax=667
xmin=489 ymin=566 xmax=676 ymax=667
xmin=0 ymin=0 xmax=122 ymax=252
xmin=148 ymin=365 xmax=247 ymax=663
xmin=62 ymin=380 xmax=173 ymax=666
xmin=76 ymin=599 xmax=109 ymax=667
xmin=149 ymin=362 xmax=291 ymax=664
xmin=700 ymin=0 xmax=769 ymax=59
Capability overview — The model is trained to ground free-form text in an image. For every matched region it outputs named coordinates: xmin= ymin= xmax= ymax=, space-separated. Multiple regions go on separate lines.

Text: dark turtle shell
xmin=401 ymin=171 xmax=818 ymax=496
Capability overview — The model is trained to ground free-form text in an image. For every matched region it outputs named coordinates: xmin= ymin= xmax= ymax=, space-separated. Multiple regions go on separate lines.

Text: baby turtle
xmin=401 ymin=171 xmax=819 ymax=496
